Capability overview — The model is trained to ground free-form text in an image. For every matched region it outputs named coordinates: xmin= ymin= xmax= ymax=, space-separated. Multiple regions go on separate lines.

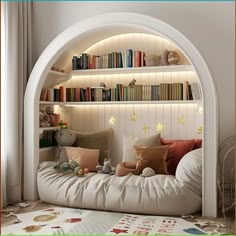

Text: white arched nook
xmin=24 ymin=12 xmax=218 ymax=217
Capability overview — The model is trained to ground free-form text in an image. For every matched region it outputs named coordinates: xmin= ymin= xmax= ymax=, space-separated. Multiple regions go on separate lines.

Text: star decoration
xmin=130 ymin=112 xmax=137 ymax=122
xmin=197 ymin=126 xmax=203 ymax=134
xmin=143 ymin=124 xmax=151 ymax=134
xmin=156 ymin=123 xmax=164 ymax=133
xmin=178 ymin=116 xmax=186 ymax=125
xmin=109 ymin=116 xmax=116 ymax=126
xmin=196 ymin=105 xmax=203 ymax=114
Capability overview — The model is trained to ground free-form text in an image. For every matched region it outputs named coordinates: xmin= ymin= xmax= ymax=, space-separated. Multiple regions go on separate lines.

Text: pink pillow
xmin=161 ymin=138 xmax=195 ymax=176
xmin=65 ymin=147 xmax=99 ymax=171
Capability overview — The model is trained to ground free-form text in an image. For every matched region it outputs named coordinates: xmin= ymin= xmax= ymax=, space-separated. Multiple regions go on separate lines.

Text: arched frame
xmin=24 ymin=12 xmax=218 ymax=217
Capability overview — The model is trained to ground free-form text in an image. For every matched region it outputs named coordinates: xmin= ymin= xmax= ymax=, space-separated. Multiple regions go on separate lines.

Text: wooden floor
xmin=1 ymin=201 xmax=235 ymax=234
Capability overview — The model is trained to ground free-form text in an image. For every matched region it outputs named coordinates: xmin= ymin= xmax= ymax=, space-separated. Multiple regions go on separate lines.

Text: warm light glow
xmin=109 ymin=116 xmax=116 ymax=126
xmin=130 ymin=112 xmax=137 ymax=122
xmin=156 ymin=123 xmax=164 ymax=133
xmin=196 ymin=105 xmax=203 ymax=114
xmin=143 ymin=124 xmax=151 ymax=134
xmin=197 ymin=126 xmax=203 ymax=134
xmin=178 ymin=116 xmax=186 ymax=125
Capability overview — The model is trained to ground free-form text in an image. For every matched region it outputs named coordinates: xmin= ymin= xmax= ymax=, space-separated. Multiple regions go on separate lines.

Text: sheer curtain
xmin=1 ymin=2 xmax=32 ymax=207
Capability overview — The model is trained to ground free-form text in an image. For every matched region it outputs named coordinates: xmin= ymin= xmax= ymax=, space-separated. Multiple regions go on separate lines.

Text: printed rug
xmin=1 ymin=207 xmax=208 ymax=235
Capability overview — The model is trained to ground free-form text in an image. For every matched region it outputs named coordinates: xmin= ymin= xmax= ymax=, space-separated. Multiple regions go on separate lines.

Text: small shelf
xmin=40 ymin=100 xmax=198 ymax=106
xmin=63 ymin=100 xmax=197 ymax=106
xmin=39 ymin=146 xmax=57 ymax=152
xmin=39 ymin=101 xmax=62 ymax=105
xmin=69 ymin=65 xmax=194 ymax=77
xmin=39 ymin=126 xmax=60 ymax=132
xmin=49 ymin=70 xmax=68 ymax=77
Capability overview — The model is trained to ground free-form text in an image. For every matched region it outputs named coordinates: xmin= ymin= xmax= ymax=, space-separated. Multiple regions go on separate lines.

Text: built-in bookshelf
xmin=39 ymin=33 xmax=203 ymax=154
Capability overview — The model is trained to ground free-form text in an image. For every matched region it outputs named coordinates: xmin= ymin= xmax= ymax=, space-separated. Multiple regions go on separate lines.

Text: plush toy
xmin=53 ymin=129 xmax=77 ymax=170
xmin=140 ymin=167 xmax=155 ymax=177
xmin=96 ymin=158 xmax=115 ymax=174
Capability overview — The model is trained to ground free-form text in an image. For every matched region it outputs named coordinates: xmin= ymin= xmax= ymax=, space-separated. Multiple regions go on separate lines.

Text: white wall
xmin=32 ymin=1 xmax=235 ymax=144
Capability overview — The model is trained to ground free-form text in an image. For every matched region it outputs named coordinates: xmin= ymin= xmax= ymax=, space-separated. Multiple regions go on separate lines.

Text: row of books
xmin=40 ymin=82 xmax=201 ymax=102
xmin=63 ymin=82 xmax=201 ymax=102
xmin=39 ymin=130 xmax=57 ymax=148
xmin=72 ymin=49 xmax=146 ymax=70
xmin=40 ymin=86 xmax=64 ymax=102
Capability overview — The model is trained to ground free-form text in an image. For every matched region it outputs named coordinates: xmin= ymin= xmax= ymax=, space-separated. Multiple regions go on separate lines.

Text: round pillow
xmin=175 ymin=148 xmax=202 ymax=196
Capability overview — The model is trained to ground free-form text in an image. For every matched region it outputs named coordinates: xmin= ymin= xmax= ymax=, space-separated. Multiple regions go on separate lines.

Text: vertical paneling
xmin=59 ymin=33 xmax=203 ymax=164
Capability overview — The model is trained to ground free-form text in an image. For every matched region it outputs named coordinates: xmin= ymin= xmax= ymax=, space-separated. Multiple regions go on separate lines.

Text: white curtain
xmin=1 ymin=2 xmax=32 ymax=207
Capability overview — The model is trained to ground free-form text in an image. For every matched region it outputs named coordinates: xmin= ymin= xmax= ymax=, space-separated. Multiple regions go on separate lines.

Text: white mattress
xmin=37 ymin=149 xmax=202 ymax=216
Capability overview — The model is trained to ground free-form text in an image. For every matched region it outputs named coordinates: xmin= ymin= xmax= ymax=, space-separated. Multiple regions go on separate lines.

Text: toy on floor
xmin=96 ymin=158 xmax=115 ymax=174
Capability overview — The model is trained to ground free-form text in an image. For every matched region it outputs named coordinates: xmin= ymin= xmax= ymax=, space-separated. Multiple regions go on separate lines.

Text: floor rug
xmin=1 ymin=207 xmax=208 ymax=235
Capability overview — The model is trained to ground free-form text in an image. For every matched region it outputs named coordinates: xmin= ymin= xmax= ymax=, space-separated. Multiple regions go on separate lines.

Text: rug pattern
xmin=1 ymin=207 xmax=207 ymax=235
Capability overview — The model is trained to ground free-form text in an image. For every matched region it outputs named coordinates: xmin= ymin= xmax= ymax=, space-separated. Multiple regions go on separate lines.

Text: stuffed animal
xmin=96 ymin=158 xmax=115 ymax=174
xmin=53 ymin=129 xmax=77 ymax=170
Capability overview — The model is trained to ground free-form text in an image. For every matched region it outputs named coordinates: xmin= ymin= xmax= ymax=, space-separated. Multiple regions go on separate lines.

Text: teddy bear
xmin=96 ymin=158 xmax=115 ymax=174
xmin=53 ymin=129 xmax=77 ymax=170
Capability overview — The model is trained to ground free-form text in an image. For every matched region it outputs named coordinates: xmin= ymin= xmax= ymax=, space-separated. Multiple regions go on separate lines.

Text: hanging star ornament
xmin=109 ymin=116 xmax=116 ymax=126
xmin=197 ymin=126 xmax=203 ymax=134
xmin=130 ymin=112 xmax=137 ymax=122
xmin=156 ymin=123 xmax=164 ymax=133
xmin=143 ymin=124 xmax=151 ymax=134
xmin=178 ymin=116 xmax=186 ymax=125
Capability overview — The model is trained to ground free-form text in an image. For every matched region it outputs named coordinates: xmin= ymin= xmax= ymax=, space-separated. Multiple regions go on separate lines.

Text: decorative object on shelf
xmin=162 ymin=50 xmax=180 ymax=65
xmin=130 ymin=112 xmax=137 ymax=122
xmin=143 ymin=124 xmax=151 ymax=134
xmin=109 ymin=116 xmax=116 ymax=126
xmin=51 ymin=65 xmax=65 ymax=73
xmin=58 ymin=120 xmax=68 ymax=129
xmin=167 ymin=51 xmax=180 ymax=65
xmin=99 ymin=82 xmax=106 ymax=88
xmin=39 ymin=106 xmax=59 ymax=128
xmin=128 ymin=79 xmax=136 ymax=87
xmin=96 ymin=158 xmax=115 ymax=174
xmin=178 ymin=116 xmax=186 ymax=125
xmin=144 ymin=54 xmax=162 ymax=67
xmin=156 ymin=122 xmax=164 ymax=133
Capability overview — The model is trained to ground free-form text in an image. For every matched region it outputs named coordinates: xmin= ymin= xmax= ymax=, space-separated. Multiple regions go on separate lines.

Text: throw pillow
xmin=161 ymin=138 xmax=195 ymax=176
xmin=133 ymin=145 xmax=169 ymax=175
xmin=65 ymin=146 xmax=99 ymax=171
xmin=122 ymin=133 xmax=161 ymax=163
xmin=193 ymin=139 xmax=202 ymax=150
xmin=73 ymin=128 xmax=113 ymax=165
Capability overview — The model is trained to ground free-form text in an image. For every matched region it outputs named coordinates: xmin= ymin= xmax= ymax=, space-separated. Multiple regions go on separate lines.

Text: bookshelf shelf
xmin=49 ymin=70 xmax=68 ymax=77
xmin=39 ymin=126 xmax=60 ymax=132
xmin=69 ymin=65 xmax=193 ymax=77
xmin=40 ymin=100 xmax=197 ymax=106
xmin=39 ymin=146 xmax=57 ymax=152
